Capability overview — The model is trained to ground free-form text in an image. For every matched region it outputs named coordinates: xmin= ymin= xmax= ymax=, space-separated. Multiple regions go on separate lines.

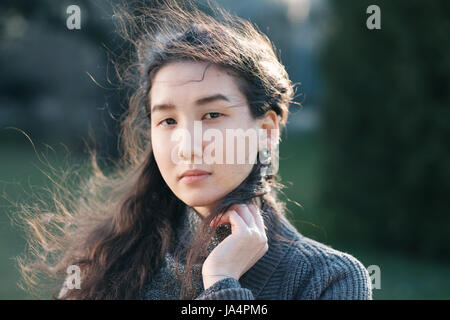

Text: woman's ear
xmin=257 ymin=110 xmax=280 ymax=151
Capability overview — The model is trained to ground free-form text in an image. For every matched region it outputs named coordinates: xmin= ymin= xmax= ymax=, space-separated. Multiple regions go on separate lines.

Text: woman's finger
xmin=247 ymin=204 xmax=266 ymax=233
xmin=213 ymin=209 xmax=246 ymax=233
xmin=231 ymin=204 xmax=257 ymax=229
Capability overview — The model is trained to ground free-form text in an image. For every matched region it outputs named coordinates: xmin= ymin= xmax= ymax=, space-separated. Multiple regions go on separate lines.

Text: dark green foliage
xmin=319 ymin=0 xmax=450 ymax=259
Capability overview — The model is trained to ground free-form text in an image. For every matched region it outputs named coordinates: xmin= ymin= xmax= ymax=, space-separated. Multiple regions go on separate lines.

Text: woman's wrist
xmin=202 ymin=274 xmax=236 ymax=290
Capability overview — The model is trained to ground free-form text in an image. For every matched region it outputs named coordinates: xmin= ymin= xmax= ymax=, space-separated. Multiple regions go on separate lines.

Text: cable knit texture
xmin=141 ymin=202 xmax=373 ymax=300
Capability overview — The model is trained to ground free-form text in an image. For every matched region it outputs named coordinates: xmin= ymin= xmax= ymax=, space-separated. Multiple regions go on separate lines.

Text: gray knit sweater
xmin=141 ymin=203 xmax=373 ymax=300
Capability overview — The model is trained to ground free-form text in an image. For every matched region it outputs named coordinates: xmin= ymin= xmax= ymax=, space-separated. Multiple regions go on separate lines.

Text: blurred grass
xmin=278 ymin=131 xmax=450 ymax=300
xmin=1 ymin=132 xmax=449 ymax=299
xmin=0 ymin=134 xmax=86 ymax=300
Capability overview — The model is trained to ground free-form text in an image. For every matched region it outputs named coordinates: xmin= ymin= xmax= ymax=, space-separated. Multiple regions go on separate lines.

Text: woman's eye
xmin=157 ymin=113 xmax=223 ymax=126
xmin=203 ymin=112 xmax=223 ymax=120
xmin=159 ymin=118 xmax=176 ymax=126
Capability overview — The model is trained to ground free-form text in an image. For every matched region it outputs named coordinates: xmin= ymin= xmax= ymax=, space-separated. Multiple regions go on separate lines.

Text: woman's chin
xmin=183 ymin=199 xmax=217 ymax=208
xmin=180 ymin=194 xmax=222 ymax=209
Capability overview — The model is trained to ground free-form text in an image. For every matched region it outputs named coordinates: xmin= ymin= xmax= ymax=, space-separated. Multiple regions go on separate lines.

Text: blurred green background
xmin=1 ymin=0 xmax=449 ymax=299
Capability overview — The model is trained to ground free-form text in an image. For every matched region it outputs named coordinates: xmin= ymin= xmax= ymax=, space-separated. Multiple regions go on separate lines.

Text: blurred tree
xmin=0 ymin=0 xmax=128 ymax=159
xmin=319 ymin=0 xmax=450 ymax=259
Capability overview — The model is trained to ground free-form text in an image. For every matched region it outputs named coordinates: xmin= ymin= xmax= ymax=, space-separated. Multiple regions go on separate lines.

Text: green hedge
xmin=318 ymin=0 xmax=450 ymax=259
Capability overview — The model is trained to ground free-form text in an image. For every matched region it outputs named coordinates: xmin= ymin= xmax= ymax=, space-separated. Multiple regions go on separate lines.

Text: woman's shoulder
xmin=273 ymin=215 xmax=373 ymax=299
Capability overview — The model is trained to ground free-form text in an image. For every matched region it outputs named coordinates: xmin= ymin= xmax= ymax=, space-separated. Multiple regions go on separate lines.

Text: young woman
xmin=17 ymin=0 xmax=372 ymax=300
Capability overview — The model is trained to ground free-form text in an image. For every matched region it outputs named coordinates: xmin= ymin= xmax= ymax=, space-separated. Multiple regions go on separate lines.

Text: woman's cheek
xmin=152 ymin=137 xmax=176 ymax=181
xmin=214 ymin=163 xmax=253 ymax=191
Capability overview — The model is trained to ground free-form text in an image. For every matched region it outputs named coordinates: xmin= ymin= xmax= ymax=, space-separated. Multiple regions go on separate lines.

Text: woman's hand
xmin=201 ymin=203 xmax=269 ymax=290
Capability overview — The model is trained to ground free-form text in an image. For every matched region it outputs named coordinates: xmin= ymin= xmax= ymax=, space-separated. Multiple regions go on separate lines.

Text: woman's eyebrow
xmin=195 ymin=93 xmax=230 ymax=105
xmin=151 ymin=93 xmax=231 ymax=113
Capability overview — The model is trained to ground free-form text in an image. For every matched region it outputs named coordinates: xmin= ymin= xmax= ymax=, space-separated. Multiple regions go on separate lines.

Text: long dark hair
xmin=15 ymin=0 xmax=300 ymax=299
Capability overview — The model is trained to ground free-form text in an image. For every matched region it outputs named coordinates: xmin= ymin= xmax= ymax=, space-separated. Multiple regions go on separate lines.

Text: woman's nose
xmin=177 ymin=124 xmax=203 ymax=164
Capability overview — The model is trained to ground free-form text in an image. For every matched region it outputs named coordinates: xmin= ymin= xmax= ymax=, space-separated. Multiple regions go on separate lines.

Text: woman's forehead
xmin=151 ymin=61 xmax=232 ymax=86
xmin=150 ymin=61 xmax=246 ymax=106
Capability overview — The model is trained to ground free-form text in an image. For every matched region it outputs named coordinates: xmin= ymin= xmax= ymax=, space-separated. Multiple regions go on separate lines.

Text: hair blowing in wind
xmin=14 ymin=0 xmax=300 ymax=299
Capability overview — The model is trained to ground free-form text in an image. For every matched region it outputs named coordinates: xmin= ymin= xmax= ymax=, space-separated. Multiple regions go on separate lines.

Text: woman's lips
xmin=179 ymin=173 xmax=211 ymax=184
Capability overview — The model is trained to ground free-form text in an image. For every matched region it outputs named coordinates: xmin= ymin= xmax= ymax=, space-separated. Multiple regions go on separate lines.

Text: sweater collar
xmin=175 ymin=202 xmax=297 ymax=298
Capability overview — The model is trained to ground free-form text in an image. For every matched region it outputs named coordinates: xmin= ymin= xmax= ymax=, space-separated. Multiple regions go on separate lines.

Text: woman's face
xmin=149 ymin=61 xmax=278 ymax=217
